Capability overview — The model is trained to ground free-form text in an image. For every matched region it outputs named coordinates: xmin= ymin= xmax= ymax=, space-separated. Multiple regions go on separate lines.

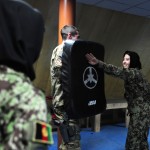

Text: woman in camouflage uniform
xmin=0 ymin=0 xmax=53 ymax=149
xmin=86 ymin=51 xmax=150 ymax=150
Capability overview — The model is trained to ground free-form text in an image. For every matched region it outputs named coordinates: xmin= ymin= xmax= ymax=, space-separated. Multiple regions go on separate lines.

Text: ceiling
xmin=77 ymin=0 xmax=150 ymax=19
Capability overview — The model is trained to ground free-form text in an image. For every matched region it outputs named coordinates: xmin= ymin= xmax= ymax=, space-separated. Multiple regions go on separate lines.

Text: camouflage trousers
xmin=59 ymin=139 xmax=80 ymax=150
xmin=125 ymin=112 xmax=149 ymax=150
xmin=53 ymin=106 xmax=81 ymax=150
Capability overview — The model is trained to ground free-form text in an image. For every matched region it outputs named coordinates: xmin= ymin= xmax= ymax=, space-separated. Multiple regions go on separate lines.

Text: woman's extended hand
xmin=85 ymin=53 xmax=99 ymax=65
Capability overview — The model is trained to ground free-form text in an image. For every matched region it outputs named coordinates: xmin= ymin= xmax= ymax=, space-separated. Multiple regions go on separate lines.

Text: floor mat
xmin=49 ymin=123 xmax=150 ymax=150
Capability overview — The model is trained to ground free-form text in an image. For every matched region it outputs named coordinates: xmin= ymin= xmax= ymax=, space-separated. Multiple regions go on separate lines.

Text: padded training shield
xmin=61 ymin=40 xmax=106 ymax=119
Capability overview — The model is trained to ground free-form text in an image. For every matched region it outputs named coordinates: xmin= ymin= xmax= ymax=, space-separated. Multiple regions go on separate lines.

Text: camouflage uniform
xmin=51 ymin=44 xmax=64 ymax=108
xmin=0 ymin=0 xmax=53 ymax=149
xmin=100 ymin=62 xmax=150 ymax=150
xmin=0 ymin=66 xmax=53 ymax=150
xmin=50 ymin=43 xmax=80 ymax=150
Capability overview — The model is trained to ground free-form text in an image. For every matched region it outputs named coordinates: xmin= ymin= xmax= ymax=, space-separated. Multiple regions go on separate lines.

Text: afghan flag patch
xmin=32 ymin=121 xmax=53 ymax=144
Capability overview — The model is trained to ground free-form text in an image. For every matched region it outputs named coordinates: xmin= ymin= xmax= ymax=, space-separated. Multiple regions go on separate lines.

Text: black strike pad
xmin=61 ymin=40 xmax=106 ymax=119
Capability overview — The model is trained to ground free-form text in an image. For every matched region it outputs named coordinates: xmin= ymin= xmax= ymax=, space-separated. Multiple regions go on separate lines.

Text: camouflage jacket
xmin=0 ymin=65 xmax=53 ymax=150
xmin=50 ymin=43 xmax=64 ymax=108
xmin=100 ymin=62 xmax=150 ymax=114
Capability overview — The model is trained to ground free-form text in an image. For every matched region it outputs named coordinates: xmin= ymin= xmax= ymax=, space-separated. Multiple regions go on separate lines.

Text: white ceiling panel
xmin=76 ymin=0 xmax=150 ymax=19
xmin=96 ymin=1 xmax=129 ymax=11
xmin=77 ymin=0 xmax=102 ymax=5
xmin=108 ymin=0 xmax=149 ymax=5
xmin=137 ymin=1 xmax=150 ymax=10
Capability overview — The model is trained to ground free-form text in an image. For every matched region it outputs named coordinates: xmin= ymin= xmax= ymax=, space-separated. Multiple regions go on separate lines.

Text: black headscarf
xmin=123 ymin=50 xmax=142 ymax=70
xmin=0 ymin=0 xmax=45 ymax=80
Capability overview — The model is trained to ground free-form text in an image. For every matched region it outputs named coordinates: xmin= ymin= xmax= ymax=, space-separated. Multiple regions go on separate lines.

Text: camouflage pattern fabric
xmin=126 ymin=112 xmax=149 ymax=150
xmin=50 ymin=44 xmax=80 ymax=150
xmin=0 ymin=65 xmax=53 ymax=150
xmin=50 ymin=44 xmax=64 ymax=108
xmin=100 ymin=62 xmax=150 ymax=150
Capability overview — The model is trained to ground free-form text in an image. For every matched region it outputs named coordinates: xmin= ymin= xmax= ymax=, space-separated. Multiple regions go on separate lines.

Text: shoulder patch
xmin=32 ymin=121 xmax=53 ymax=145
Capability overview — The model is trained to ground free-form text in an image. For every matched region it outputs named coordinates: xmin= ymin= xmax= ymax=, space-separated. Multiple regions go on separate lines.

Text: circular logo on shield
xmin=83 ymin=66 xmax=98 ymax=89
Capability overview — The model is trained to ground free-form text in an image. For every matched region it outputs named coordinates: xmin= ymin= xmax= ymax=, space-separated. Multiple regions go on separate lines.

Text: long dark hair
xmin=123 ymin=51 xmax=142 ymax=69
